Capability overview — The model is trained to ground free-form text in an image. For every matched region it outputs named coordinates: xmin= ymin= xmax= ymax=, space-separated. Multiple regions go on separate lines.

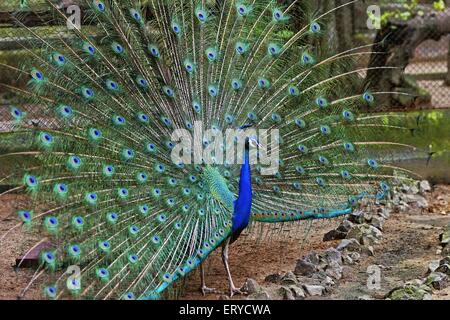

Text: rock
xmin=425 ymin=272 xmax=448 ymax=290
xmin=363 ymin=211 xmax=373 ymax=223
xmin=281 ymin=272 xmax=298 ymax=285
xmin=338 ymin=220 xmax=355 ymax=233
xmin=348 ymin=211 xmax=365 ymax=224
xmin=323 ymin=248 xmax=342 ymax=265
xmin=419 ymin=180 xmax=431 ymax=193
xmin=404 ymin=194 xmax=429 ymax=209
xmin=349 ymin=252 xmax=361 ymax=262
xmin=290 ymin=285 xmax=306 ymax=299
xmin=247 ymin=291 xmax=271 ymax=300
xmin=305 ymin=252 xmax=321 ymax=265
xmin=279 ymin=286 xmax=295 ymax=300
xmin=336 ymin=238 xmax=361 ymax=252
xmin=370 ymin=216 xmax=384 ymax=231
xmin=303 ymin=284 xmax=325 ymax=296
xmin=341 ymin=253 xmax=354 ymax=265
xmin=294 ymin=259 xmax=317 ymax=276
xmin=362 ymin=245 xmax=375 ymax=256
xmin=400 ymin=184 xmax=412 ymax=194
xmin=323 ymin=229 xmax=347 ymax=241
xmin=443 ymin=246 xmax=450 ymax=256
xmin=347 ymin=224 xmax=382 ymax=244
xmin=219 ymin=295 xmax=230 ymax=300
xmin=264 ymin=273 xmax=282 ymax=284
xmin=428 ymin=260 xmax=440 ymax=274
xmin=325 ymin=262 xmax=343 ymax=280
xmin=440 ymin=227 xmax=450 ymax=246
xmin=296 ymin=275 xmax=322 ymax=287
xmin=241 ymin=278 xmax=261 ymax=295
xmin=435 ymin=264 xmax=450 ymax=275
xmin=440 ymin=256 xmax=450 ymax=266
xmin=376 ymin=207 xmax=391 ymax=219
xmin=358 ymin=295 xmax=374 ymax=300
xmin=320 ymin=275 xmax=335 ymax=286
xmin=387 ymin=284 xmax=432 ymax=300
xmin=409 ymin=185 xmax=419 ymax=195
xmin=361 ymin=234 xmax=380 ymax=246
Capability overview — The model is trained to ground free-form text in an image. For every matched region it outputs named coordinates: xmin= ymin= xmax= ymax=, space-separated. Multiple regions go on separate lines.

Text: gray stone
xmin=341 ymin=252 xmax=354 ymax=265
xmin=305 ymin=252 xmax=321 ymax=265
xmin=440 ymin=228 xmax=450 ymax=245
xmin=294 ymin=259 xmax=317 ymax=276
xmin=347 ymin=224 xmax=382 ymax=244
xmin=336 ymin=238 xmax=361 ymax=252
xmin=337 ymin=220 xmax=355 ymax=233
xmin=435 ymin=264 xmax=450 ymax=276
xmin=247 ymin=291 xmax=271 ymax=300
xmin=303 ymin=284 xmax=325 ymax=296
xmin=281 ymin=272 xmax=298 ymax=285
xmin=443 ymin=245 xmax=450 ymax=256
xmin=320 ymin=275 xmax=335 ymax=286
xmin=426 ymin=272 xmax=448 ymax=290
xmin=440 ymin=256 xmax=450 ymax=266
xmin=289 ymin=285 xmax=306 ymax=299
xmin=404 ymin=194 xmax=429 ymax=209
xmin=325 ymin=262 xmax=343 ymax=280
xmin=400 ymin=184 xmax=411 ymax=194
xmin=419 ymin=180 xmax=431 ymax=193
xmin=361 ymin=234 xmax=380 ymax=246
xmin=376 ymin=207 xmax=391 ymax=219
xmin=409 ymin=185 xmax=419 ymax=195
xmin=363 ymin=211 xmax=373 ymax=223
xmin=362 ymin=245 xmax=375 ymax=256
xmin=348 ymin=211 xmax=364 ymax=224
xmin=323 ymin=229 xmax=347 ymax=241
xmin=349 ymin=252 xmax=361 ymax=262
xmin=264 ymin=273 xmax=282 ymax=284
xmin=241 ymin=278 xmax=261 ymax=295
xmin=370 ymin=216 xmax=384 ymax=231
xmin=279 ymin=286 xmax=295 ymax=300
xmin=323 ymin=248 xmax=342 ymax=265
xmin=387 ymin=284 xmax=432 ymax=300
xmin=428 ymin=260 xmax=440 ymax=274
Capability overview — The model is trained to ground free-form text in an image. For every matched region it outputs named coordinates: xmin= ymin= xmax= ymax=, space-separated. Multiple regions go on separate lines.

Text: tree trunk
xmin=366 ymin=11 xmax=450 ymax=110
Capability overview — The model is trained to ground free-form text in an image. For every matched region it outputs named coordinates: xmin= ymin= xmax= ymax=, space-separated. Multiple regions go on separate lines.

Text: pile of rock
xmin=386 ymin=255 xmax=450 ymax=300
xmin=244 ymin=180 xmax=434 ymax=300
xmin=392 ymin=180 xmax=431 ymax=213
xmin=245 ymin=247 xmax=347 ymax=300
xmin=323 ymin=208 xmax=387 ymax=257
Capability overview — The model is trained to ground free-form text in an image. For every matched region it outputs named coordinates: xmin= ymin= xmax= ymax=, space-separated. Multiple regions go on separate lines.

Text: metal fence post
xmin=446 ymin=37 xmax=450 ymax=86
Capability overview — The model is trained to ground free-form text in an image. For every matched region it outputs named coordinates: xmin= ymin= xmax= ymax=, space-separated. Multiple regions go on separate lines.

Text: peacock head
xmin=239 ymin=124 xmax=262 ymax=151
xmin=245 ymin=136 xmax=261 ymax=151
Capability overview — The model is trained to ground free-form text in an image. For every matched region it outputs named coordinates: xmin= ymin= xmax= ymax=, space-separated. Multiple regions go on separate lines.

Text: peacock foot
xmin=201 ymin=286 xmax=218 ymax=296
xmin=229 ymin=286 xmax=248 ymax=298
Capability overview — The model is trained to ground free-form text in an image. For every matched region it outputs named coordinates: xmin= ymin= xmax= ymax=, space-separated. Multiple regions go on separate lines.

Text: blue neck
xmin=232 ymin=148 xmax=252 ymax=234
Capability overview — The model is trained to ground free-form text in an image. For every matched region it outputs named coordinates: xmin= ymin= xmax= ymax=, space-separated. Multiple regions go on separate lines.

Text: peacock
xmin=0 ymin=0 xmax=419 ymax=300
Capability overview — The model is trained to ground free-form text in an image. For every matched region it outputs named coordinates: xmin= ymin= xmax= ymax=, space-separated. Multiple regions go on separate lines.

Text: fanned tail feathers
xmin=0 ymin=0 xmax=417 ymax=299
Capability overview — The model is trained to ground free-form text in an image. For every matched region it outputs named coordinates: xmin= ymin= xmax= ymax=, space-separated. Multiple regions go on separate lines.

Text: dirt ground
xmin=0 ymin=186 xmax=449 ymax=300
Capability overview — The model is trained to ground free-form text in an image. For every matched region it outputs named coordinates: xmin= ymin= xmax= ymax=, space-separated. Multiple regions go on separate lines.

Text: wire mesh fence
xmin=0 ymin=0 xmax=449 ymax=108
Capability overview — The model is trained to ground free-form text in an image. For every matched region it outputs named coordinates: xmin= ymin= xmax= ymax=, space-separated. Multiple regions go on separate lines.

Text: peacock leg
xmin=221 ymin=238 xmax=247 ymax=297
xmin=199 ymin=262 xmax=217 ymax=296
